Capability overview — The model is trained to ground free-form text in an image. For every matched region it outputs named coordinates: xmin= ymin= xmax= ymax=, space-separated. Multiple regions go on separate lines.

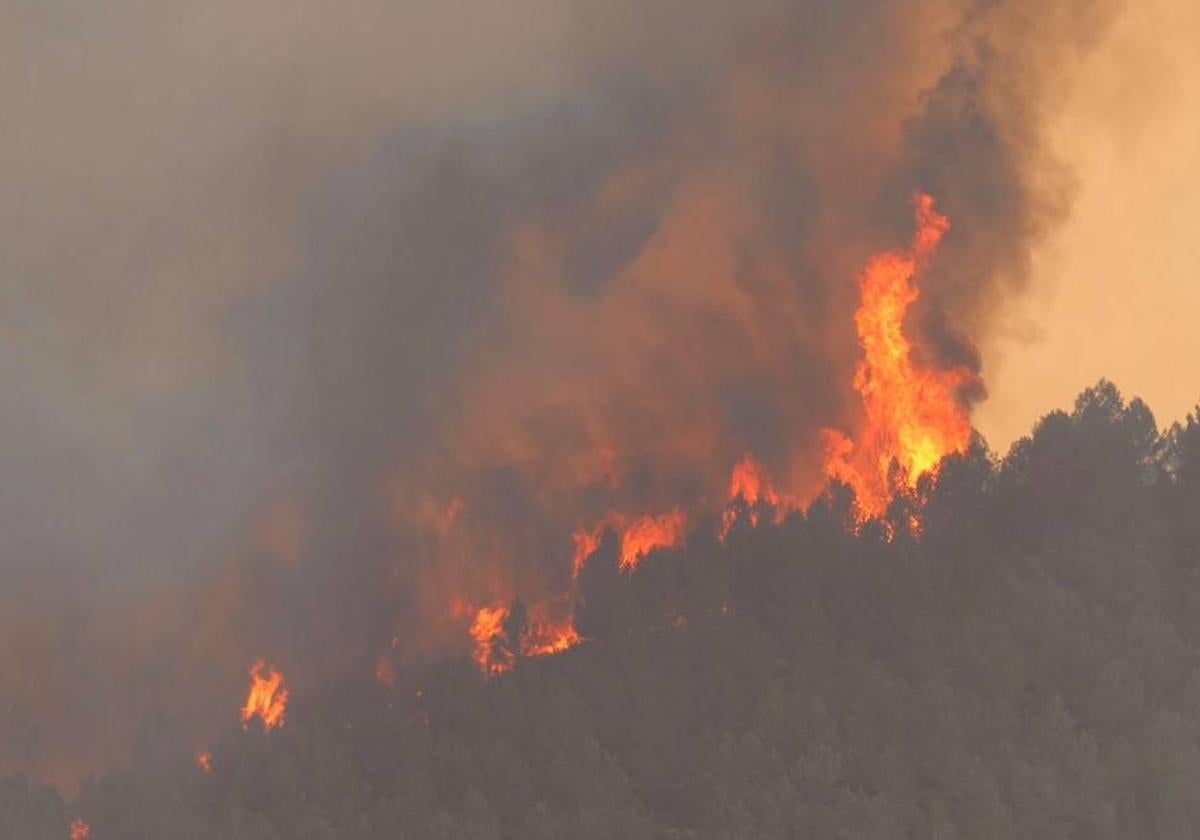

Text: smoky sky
xmin=0 ymin=0 xmax=1119 ymax=789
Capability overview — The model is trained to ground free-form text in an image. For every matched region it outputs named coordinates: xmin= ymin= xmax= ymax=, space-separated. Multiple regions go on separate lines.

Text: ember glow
xmin=521 ymin=611 xmax=584 ymax=658
xmin=240 ymin=660 xmax=289 ymax=732
xmin=375 ymin=655 xmax=397 ymax=687
xmin=822 ymin=193 xmax=975 ymax=519
xmin=196 ymin=750 xmax=213 ymax=773
xmin=69 ymin=819 xmax=90 ymax=840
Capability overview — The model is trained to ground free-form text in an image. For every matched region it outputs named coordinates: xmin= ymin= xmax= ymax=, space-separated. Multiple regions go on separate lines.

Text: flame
xmin=573 ymin=509 xmax=687 ymax=576
xmin=571 ymin=526 xmax=603 ymax=578
xmin=196 ymin=750 xmax=213 ymax=773
xmin=240 ymin=660 xmax=289 ymax=731
xmin=469 ymin=604 xmax=515 ymax=676
xmin=907 ymin=512 xmax=923 ymax=538
xmin=620 ymin=510 xmax=686 ymax=571
xmin=728 ymin=456 xmax=783 ymax=509
xmin=822 ymin=193 xmax=974 ymax=519
xmin=69 ymin=819 xmax=90 ymax=840
xmin=466 ymin=600 xmax=583 ymax=676
xmin=522 ymin=612 xmax=583 ymax=658
xmin=719 ymin=456 xmax=801 ymax=539
xmin=421 ymin=191 xmax=974 ymax=678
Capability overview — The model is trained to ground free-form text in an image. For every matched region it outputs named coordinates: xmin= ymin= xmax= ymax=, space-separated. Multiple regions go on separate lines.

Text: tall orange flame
xmin=572 ymin=509 xmax=686 ymax=576
xmin=240 ymin=660 xmax=289 ymax=731
xmin=469 ymin=604 xmax=515 ymax=676
xmin=619 ymin=510 xmax=686 ymax=571
xmin=719 ymin=456 xmax=802 ymax=539
xmin=823 ymin=193 xmax=974 ymax=519
xmin=439 ymin=191 xmax=974 ymax=679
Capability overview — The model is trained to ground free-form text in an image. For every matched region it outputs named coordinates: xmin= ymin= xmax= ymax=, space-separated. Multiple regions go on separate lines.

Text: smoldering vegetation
xmin=1 ymin=0 xmax=1123 ymax=805
xmin=5 ymin=381 xmax=1200 ymax=838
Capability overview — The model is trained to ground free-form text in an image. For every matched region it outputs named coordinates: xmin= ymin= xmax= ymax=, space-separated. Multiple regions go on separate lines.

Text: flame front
xmin=240 ymin=660 xmax=289 ymax=731
xmin=413 ymin=192 xmax=977 ymax=678
xmin=618 ymin=510 xmax=686 ymax=571
xmin=719 ymin=456 xmax=802 ymax=539
xmin=823 ymin=193 xmax=974 ymax=519
xmin=467 ymin=601 xmax=582 ymax=676
xmin=69 ymin=819 xmax=90 ymax=840
xmin=572 ymin=509 xmax=686 ymax=577
xmin=521 ymin=614 xmax=583 ymax=658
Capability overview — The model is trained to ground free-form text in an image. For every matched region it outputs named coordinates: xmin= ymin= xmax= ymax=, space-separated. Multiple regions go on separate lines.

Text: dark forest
xmin=7 ymin=380 xmax=1200 ymax=839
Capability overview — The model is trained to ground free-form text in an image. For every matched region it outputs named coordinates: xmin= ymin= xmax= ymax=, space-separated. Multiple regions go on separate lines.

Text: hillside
xmin=5 ymin=381 xmax=1200 ymax=839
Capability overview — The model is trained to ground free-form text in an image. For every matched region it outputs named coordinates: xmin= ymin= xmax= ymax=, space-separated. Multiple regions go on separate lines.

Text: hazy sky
xmin=976 ymin=0 xmax=1200 ymax=449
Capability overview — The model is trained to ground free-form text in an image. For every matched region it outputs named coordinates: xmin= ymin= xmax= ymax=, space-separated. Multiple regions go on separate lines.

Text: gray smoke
xmin=0 ymin=0 xmax=1118 ymax=789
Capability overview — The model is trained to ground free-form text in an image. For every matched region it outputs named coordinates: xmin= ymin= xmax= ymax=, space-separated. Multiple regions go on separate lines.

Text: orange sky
xmin=975 ymin=0 xmax=1200 ymax=450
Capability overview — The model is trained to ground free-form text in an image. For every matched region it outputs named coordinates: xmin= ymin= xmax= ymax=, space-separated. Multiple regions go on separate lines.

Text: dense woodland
xmin=6 ymin=381 xmax=1200 ymax=839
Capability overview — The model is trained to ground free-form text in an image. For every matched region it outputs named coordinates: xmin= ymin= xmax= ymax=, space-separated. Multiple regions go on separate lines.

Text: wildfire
xmin=467 ymin=601 xmax=583 ymax=676
xmin=241 ymin=660 xmax=289 ymax=731
xmin=438 ymin=191 xmax=974 ymax=680
xmin=572 ymin=509 xmax=686 ymax=576
xmin=196 ymin=750 xmax=213 ymax=773
xmin=620 ymin=510 xmax=686 ymax=571
xmin=522 ymin=614 xmax=584 ymax=658
xmin=69 ymin=819 xmax=90 ymax=840
xmin=822 ymin=193 xmax=974 ymax=519
xmin=571 ymin=526 xmax=603 ymax=578
xmin=469 ymin=604 xmax=515 ymax=676
xmin=719 ymin=456 xmax=801 ymax=539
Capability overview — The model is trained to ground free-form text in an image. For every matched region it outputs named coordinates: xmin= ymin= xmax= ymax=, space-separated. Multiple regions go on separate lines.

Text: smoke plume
xmin=0 ymin=0 xmax=1118 ymax=788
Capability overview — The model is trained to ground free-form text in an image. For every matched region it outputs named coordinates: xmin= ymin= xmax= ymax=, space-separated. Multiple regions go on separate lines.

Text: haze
xmin=976 ymin=0 xmax=1200 ymax=448
xmin=0 ymin=0 xmax=1193 ymax=799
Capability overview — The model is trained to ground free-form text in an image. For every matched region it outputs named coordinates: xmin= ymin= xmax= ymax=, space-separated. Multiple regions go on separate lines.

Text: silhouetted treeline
xmin=7 ymin=381 xmax=1200 ymax=839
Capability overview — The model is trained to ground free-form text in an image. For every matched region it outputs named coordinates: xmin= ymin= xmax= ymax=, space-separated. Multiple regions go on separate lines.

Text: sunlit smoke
xmin=0 ymin=0 xmax=1119 ymax=789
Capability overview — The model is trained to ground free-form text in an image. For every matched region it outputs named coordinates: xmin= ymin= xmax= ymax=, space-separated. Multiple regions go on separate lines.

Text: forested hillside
xmin=7 ymin=381 xmax=1200 ymax=839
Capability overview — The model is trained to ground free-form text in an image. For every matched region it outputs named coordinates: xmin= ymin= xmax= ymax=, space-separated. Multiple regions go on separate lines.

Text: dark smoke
xmin=0 ymin=0 xmax=1119 ymax=789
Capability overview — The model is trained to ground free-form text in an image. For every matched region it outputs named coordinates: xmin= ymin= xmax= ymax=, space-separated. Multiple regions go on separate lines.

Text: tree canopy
xmin=7 ymin=381 xmax=1200 ymax=839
